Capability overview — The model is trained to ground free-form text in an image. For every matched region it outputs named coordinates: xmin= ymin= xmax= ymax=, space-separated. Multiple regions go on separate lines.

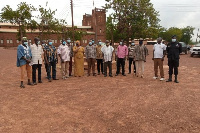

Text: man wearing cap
xmin=44 ymin=39 xmax=58 ymax=82
xmin=101 ymin=40 xmax=114 ymax=77
xmin=166 ymin=35 xmax=182 ymax=83
xmin=57 ymin=39 xmax=70 ymax=79
xmin=30 ymin=37 xmax=43 ymax=85
xmin=128 ymin=40 xmax=136 ymax=75
xmin=85 ymin=40 xmax=97 ymax=76
xmin=134 ymin=38 xmax=148 ymax=78
xmin=115 ymin=40 xmax=128 ymax=76
xmin=152 ymin=37 xmax=166 ymax=81
xmin=17 ymin=37 xmax=33 ymax=88
xmin=96 ymin=40 xmax=104 ymax=75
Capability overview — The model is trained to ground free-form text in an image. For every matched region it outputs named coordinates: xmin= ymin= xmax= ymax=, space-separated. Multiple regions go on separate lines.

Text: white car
xmin=190 ymin=44 xmax=200 ymax=57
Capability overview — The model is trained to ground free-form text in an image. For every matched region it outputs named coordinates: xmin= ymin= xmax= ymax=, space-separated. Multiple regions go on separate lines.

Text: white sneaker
xmin=160 ymin=78 xmax=165 ymax=81
xmin=153 ymin=76 xmax=158 ymax=79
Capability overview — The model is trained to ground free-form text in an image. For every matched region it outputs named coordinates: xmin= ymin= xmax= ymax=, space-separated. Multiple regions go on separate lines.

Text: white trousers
xmin=135 ymin=61 xmax=145 ymax=76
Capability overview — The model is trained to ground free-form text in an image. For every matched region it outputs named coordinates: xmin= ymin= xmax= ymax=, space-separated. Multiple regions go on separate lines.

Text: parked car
xmin=179 ymin=42 xmax=187 ymax=54
xmin=190 ymin=44 xmax=200 ymax=57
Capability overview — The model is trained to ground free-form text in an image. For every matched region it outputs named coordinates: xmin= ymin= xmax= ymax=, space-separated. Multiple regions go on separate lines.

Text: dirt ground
xmin=0 ymin=45 xmax=200 ymax=133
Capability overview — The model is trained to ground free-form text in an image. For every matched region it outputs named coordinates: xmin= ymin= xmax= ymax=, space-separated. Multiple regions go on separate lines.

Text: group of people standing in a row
xmin=17 ymin=35 xmax=182 ymax=88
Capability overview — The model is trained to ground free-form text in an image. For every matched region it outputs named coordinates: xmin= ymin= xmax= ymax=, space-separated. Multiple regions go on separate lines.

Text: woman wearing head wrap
xmin=73 ymin=41 xmax=85 ymax=77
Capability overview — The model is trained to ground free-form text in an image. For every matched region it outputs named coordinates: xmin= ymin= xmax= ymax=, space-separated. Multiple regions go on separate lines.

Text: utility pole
xmin=71 ymin=0 xmax=75 ymax=46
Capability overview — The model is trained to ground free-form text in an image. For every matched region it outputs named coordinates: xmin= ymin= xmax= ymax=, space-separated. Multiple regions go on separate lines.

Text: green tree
xmin=0 ymin=2 xmax=36 ymax=40
xmin=37 ymin=3 xmax=60 ymax=40
xmin=105 ymin=0 xmax=160 ymax=42
xmin=180 ymin=26 xmax=194 ymax=44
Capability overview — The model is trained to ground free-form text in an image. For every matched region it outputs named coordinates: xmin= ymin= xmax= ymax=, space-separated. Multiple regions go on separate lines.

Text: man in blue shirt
xmin=17 ymin=37 xmax=33 ymax=88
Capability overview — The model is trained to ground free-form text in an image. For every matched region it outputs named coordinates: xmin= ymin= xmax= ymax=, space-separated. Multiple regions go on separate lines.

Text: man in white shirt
xmin=101 ymin=40 xmax=114 ymax=77
xmin=30 ymin=37 xmax=43 ymax=85
xmin=152 ymin=37 xmax=166 ymax=81
xmin=57 ymin=39 xmax=71 ymax=79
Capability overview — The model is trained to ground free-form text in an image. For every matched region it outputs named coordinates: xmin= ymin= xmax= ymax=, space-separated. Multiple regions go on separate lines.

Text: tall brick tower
xmin=82 ymin=8 xmax=106 ymax=43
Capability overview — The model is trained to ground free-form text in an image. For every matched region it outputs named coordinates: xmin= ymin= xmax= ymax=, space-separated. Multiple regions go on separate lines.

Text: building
xmin=0 ymin=8 xmax=106 ymax=47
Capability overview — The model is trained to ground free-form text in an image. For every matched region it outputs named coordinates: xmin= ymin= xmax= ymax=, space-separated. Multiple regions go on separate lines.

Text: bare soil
xmin=0 ymin=45 xmax=200 ymax=133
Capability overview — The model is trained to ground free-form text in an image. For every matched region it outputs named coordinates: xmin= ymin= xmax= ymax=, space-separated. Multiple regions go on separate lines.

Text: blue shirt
xmin=16 ymin=44 xmax=32 ymax=67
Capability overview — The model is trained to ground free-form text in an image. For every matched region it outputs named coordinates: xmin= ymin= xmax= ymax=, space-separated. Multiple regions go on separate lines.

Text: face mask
xmin=139 ymin=41 xmax=143 ymax=45
xmin=42 ymin=43 xmax=45 ymax=46
xmin=62 ymin=41 xmax=66 ymax=45
xmin=120 ymin=42 xmax=122 ymax=45
xmin=92 ymin=41 xmax=94 ymax=43
xmin=37 ymin=41 xmax=40 ymax=45
xmin=89 ymin=42 xmax=92 ymax=45
xmin=24 ymin=42 xmax=28 ymax=46
xmin=131 ymin=43 xmax=135 ymax=46
xmin=49 ymin=42 xmax=53 ymax=45
xmin=172 ymin=39 xmax=176 ymax=42
xmin=99 ymin=42 xmax=102 ymax=45
xmin=67 ymin=40 xmax=71 ymax=43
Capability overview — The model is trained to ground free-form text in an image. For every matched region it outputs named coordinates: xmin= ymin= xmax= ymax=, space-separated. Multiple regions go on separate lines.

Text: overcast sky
xmin=1 ymin=0 xmax=200 ymax=41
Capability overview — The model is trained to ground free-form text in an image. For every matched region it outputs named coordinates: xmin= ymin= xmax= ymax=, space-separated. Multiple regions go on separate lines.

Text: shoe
xmin=20 ymin=84 xmax=25 ymax=88
xmin=27 ymin=82 xmax=33 ymax=85
xmin=53 ymin=78 xmax=59 ymax=80
xmin=104 ymin=75 xmax=107 ymax=77
xmin=109 ymin=75 xmax=113 ymax=77
xmin=98 ymin=72 xmax=100 ymax=75
xmin=48 ymin=79 xmax=52 ymax=82
xmin=115 ymin=74 xmax=118 ymax=76
xmin=38 ymin=80 xmax=42 ymax=83
xmin=122 ymin=74 xmax=126 ymax=76
xmin=65 ymin=76 xmax=69 ymax=78
xmin=166 ymin=75 xmax=172 ymax=82
xmin=102 ymin=72 xmax=104 ymax=74
xmin=153 ymin=77 xmax=158 ymax=79
xmin=128 ymin=72 xmax=131 ymax=74
xmin=93 ymin=73 xmax=96 ymax=76
xmin=141 ymin=75 xmax=144 ymax=78
xmin=160 ymin=78 xmax=165 ymax=81
xmin=33 ymin=82 xmax=37 ymax=85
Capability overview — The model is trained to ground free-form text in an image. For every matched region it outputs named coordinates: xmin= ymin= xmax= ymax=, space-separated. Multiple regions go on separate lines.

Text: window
xmin=10 ymin=39 xmax=13 ymax=44
xmin=16 ymin=40 xmax=19 ymax=43
xmin=55 ymin=40 xmax=57 ymax=43
xmin=100 ymin=29 xmax=102 ymax=33
xmin=85 ymin=40 xmax=87 ymax=44
xmin=0 ymin=39 xmax=3 ymax=44
xmin=52 ymin=40 xmax=54 ymax=43
xmin=7 ymin=39 xmax=9 ymax=44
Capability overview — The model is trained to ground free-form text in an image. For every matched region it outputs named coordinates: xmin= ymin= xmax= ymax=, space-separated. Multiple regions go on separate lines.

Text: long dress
xmin=73 ymin=46 xmax=85 ymax=77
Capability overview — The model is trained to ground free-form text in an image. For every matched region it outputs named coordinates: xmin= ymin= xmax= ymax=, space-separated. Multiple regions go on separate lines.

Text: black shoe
xmin=53 ymin=78 xmax=59 ymax=80
xmin=104 ymin=75 xmax=107 ymax=77
xmin=20 ymin=84 xmax=25 ymax=88
xmin=109 ymin=75 xmax=113 ymax=77
xmin=33 ymin=82 xmax=37 ymax=85
xmin=38 ymin=80 xmax=42 ymax=83
xmin=27 ymin=82 xmax=34 ymax=85
xmin=93 ymin=73 xmax=96 ymax=76
xmin=122 ymin=74 xmax=126 ymax=76
xmin=166 ymin=75 xmax=172 ymax=82
xmin=48 ymin=79 xmax=52 ymax=82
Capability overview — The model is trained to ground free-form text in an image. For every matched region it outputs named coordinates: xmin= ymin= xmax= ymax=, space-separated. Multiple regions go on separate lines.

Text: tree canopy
xmin=105 ymin=0 xmax=160 ymax=42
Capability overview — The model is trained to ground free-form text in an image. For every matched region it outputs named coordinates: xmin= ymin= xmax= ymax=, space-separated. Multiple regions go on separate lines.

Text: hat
xmin=22 ymin=37 xmax=27 ymax=41
xmin=157 ymin=37 xmax=162 ymax=41
xmin=172 ymin=35 xmax=176 ymax=38
xmin=105 ymin=40 xmax=109 ymax=43
xmin=139 ymin=38 xmax=143 ymax=41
